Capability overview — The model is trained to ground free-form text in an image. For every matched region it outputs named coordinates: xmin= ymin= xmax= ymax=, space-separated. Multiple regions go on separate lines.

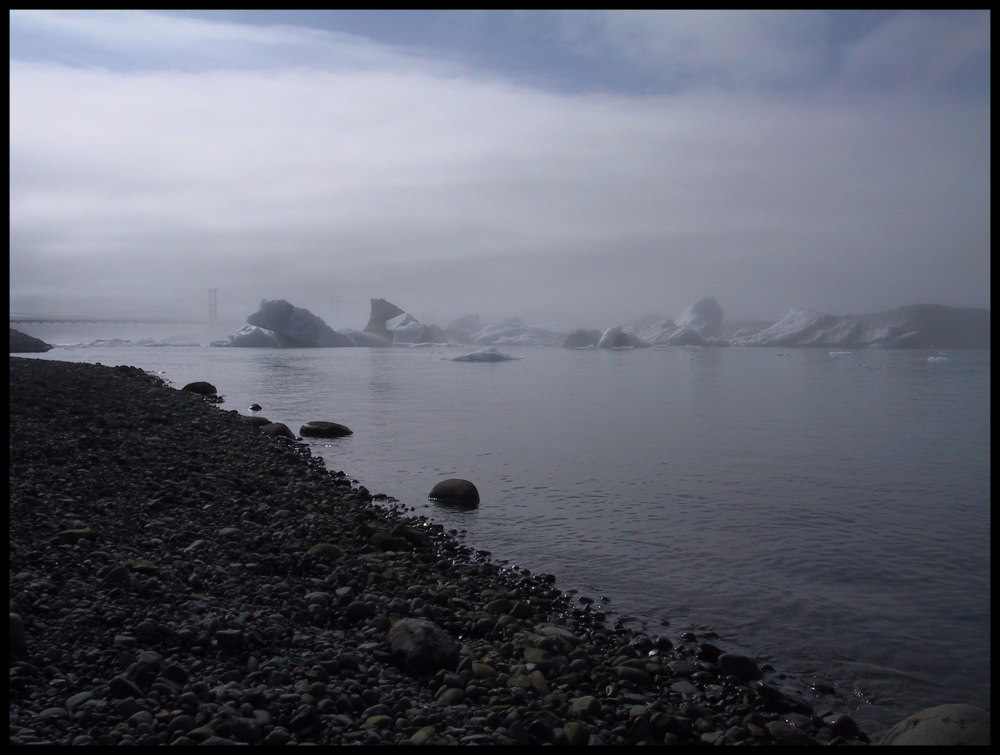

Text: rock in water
xmin=182 ymin=381 xmax=218 ymax=396
xmin=429 ymin=478 xmax=480 ymax=506
xmin=879 ymin=703 xmax=990 ymax=746
xmin=299 ymin=421 xmax=353 ymax=438
xmin=9 ymin=328 xmax=53 ymax=353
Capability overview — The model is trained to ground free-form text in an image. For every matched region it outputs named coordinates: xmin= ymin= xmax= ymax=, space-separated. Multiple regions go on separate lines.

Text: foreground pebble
xmin=9 ymin=357 xmax=880 ymax=746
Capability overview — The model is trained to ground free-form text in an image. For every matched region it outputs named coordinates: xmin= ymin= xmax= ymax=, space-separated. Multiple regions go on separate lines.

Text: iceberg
xmin=443 ymin=314 xmax=481 ymax=344
xmin=449 ymin=345 xmax=520 ymax=362
xmin=471 ymin=318 xmax=567 ymax=347
xmin=385 ymin=312 xmax=427 ymax=345
xmin=562 ymin=328 xmax=603 ymax=348
xmin=620 ymin=298 xmax=724 ymax=345
xmin=675 ymin=297 xmax=724 ymax=338
xmin=246 ymin=299 xmax=355 ymax=347
xmin=731 ymin=304 xmax=989 ymax=349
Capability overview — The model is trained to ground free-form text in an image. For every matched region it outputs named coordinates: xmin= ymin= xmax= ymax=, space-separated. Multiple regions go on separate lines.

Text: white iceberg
xmin=597 ymin=326 xmax=651 ymax=349
xmin=675 ymin=296 xmax=724 ymax=338
xmin=471 ymin=318 xmax=566 ymax=347
xmin=385 ymin=312 xmax=427 ymax=345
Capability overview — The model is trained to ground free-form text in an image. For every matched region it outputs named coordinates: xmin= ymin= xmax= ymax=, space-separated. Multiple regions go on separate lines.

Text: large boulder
xmin=386 ymin=618 xmax=459 ymax=675
xmin=181 ymin=381 xmax=218 ymax=396
xmin=10 ymin=329 xmax=53 ymax=353
xmin=429 ymin=478 xmax=480 ymax=506
xmin=879 ymin=703 xmax=990 ymax=746
xmin=299 ymin=421 xmax=353 ymax=438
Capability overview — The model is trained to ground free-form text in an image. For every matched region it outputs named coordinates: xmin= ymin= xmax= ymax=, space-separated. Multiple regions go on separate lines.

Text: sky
xmin=9 ymin=9 xmax=991 ymax=332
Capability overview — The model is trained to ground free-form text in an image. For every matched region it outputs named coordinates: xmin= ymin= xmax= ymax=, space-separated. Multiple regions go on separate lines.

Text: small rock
xmin=717 ymin=652 xmax=762 ymax=681
xmin=109 ymin=675 xmax=144 ymax=699
xmin=260 ymin=422 xmax=296 ymax=439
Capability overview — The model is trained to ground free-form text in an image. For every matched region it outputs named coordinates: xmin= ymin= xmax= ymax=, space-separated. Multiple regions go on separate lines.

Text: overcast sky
xmin=9 ymin=10 xmax=991 ymax=330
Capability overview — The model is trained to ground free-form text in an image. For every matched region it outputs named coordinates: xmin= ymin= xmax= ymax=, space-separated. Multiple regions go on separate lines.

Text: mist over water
xmin=19 ymin=343 xmax=990 ymax=737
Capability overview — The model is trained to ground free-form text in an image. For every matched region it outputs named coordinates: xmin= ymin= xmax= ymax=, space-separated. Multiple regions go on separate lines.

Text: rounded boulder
xmin=429 ymin=478 xmax=480 ymax=506
xmin=879 ymin=703 xmax=990 ymax=746
xmin=181 ymin=381 xmax=218 ymax=396
xmin=299 ymin=421 xmax=353 ymax=438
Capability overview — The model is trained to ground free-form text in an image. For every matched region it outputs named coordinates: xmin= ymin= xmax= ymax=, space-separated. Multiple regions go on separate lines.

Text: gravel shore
xmin=9 ymin=356 xmax=871 ymax=746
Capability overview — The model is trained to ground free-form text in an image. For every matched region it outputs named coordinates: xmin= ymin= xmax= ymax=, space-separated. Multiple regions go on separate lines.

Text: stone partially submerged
xmin=879 ymin=703 xmax=990 ymax=746
xmin=10 ymin=328 xmax=53 ymax=353
xmin=299 ymin=421 xmax=353 ymax=438
xmin=429 ymin=478 xmax=480 ymax=506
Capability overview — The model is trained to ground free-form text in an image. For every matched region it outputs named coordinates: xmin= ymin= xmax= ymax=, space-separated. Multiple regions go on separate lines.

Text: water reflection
xmin=366 ymin=348 xmax=397 ymax=402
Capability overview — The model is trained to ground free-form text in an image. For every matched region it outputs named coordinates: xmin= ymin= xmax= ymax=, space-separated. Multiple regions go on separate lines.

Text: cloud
xmin=9 ymin=10 xmax=991 ymax=329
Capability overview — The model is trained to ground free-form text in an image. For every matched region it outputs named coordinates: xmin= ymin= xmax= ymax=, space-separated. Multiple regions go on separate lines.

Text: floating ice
xmin=597 ymin=326 xmax=650 ymax=349
xmin=449 ymin=346 xmax=521 ymax=362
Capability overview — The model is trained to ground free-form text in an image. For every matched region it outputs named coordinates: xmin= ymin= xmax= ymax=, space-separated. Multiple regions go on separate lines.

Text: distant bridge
xmin=10 ymin=289 xmax=230 ymax=327
xmin=9 ymin=315 xmax=209 ymax=325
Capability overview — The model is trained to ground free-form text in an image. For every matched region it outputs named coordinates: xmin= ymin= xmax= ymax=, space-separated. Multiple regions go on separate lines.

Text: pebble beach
xmin=9 ymin=356 xmax=875 ymax=746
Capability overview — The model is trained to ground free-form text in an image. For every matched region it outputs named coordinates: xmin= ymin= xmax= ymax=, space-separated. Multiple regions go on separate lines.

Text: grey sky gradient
xmin=9 ymin=10 xmax=990 ymax=330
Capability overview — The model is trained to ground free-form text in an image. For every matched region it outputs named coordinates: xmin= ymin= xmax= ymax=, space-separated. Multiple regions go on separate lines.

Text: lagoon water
xmin=21 ymin=342 xmax=990 ymax=736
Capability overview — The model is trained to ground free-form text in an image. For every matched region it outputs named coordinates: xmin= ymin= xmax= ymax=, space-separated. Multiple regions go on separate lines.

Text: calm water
xmin=20 ymin=343 xmax=990 ymax=735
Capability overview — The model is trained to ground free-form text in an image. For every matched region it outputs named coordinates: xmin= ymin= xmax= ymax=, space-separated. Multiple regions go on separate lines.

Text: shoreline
xmin=9 ymin=356 xmax=875 ymax=746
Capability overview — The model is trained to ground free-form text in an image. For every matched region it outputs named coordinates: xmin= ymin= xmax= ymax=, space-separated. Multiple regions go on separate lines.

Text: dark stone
xmin=717 ymin=653 xmax=762 ymax=681
xmin=429 ymin=478 xmax=480 ymax=506
xmin=109 ymin=675 xmax=144 ymax=699
xmin=697 ymin=642 xmax=722 ymax=663
xmin=181 ymin=381 xmax=218 ymax=395
xmin=299 ymin=421 xmax=353 ymax=438
xmin=10 ymin=613 xmax=27 ymax=655
xmin=386 ymin=618 xmax=459 ymax=675
xmin=260 ymin=422 xmax=296 ymax=439
xmin=9 ymin=328 xmax=53 ymax=353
